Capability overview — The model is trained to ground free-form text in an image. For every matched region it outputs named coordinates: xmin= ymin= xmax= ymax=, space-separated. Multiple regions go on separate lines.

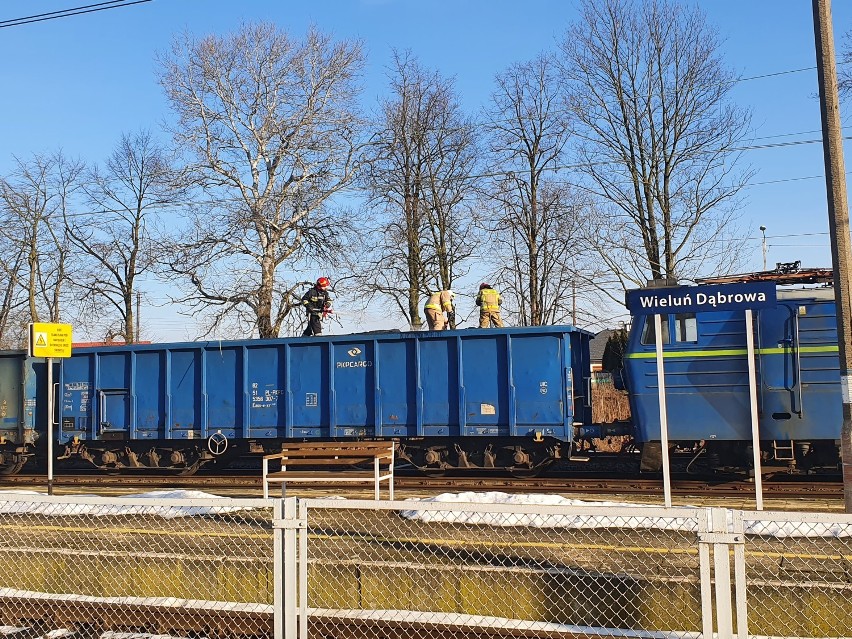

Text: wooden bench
xmin=262 ymin=441 xmax=395 ymax=500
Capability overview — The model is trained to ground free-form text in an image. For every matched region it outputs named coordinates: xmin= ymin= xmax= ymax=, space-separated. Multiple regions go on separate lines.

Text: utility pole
xmin=760 ymin=225 xmax=767 ymax=270
xmin=572 ymin=281 xmax=577 ymax=326
xmin=136 ymin=292 xmax=141 ymax=343
xmin=813 ymin=0 xmax=852 ymax=512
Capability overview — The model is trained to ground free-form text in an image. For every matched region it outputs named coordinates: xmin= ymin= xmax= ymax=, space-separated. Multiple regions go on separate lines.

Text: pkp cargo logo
xmin=338 ymin=346 xmax=372 ymax=368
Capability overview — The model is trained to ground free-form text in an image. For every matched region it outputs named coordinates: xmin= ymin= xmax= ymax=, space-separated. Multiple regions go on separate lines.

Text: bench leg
xmin=373 ymin=457 xmax=382 ymax=501
xmin=262 ymin=458 xmax=269 ymax=499
xmin=390 ymin=447 xmax=395 ymax=500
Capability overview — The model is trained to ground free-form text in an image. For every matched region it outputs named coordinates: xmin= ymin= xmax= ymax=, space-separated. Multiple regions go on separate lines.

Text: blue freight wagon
xmin=35 ymin=325 xmax=591 ymax=474
xmin=622 ymin=268 xmax=841 ymax=473
xmin=0 ymin=351 xmax=41 ymax=473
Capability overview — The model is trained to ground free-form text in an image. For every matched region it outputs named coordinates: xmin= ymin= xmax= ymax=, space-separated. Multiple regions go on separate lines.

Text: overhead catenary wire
xmin=6 ymin=56 xmax=838 ymax=216
xmin=0 ymin=0 xmax=837 ymax=162
xmin=0 ymin=43 xmax=845 ymax=235
xmin=736 ymin=66 xmax=819 ymax=82
xmin=0 ymin=0 xmax=151 ymax=29
xmin=37 ymin=155 xmax=852 ymax=223
xmin=0 ymin=22 xmax=840 ymax=338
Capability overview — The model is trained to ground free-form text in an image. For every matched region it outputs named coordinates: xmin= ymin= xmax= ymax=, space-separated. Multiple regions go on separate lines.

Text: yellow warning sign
xmin=28 ymin=323 xmax=73 ymax=358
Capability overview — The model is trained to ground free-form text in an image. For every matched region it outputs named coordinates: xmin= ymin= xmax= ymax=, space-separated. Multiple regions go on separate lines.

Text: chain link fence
xmin=733 ymin=510 xmax=852 ymax=639
xmin=300 ymin=498 xmax=712 ymax=639
xmin=0 ymin=493 xmax=274 ymax=638
xmin=298 ymin=499 xmax=852 ymax=639
xmin=1 ymin=493 xmax=851 ymax=639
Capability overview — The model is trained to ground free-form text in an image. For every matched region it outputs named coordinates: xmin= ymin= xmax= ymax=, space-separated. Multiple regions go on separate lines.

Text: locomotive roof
xmin=696 ymin=262 xmax=833 ymax=286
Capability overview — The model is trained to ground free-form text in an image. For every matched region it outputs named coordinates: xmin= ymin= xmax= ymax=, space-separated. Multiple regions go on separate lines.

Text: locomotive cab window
xmin=674 ymin=313 xmax=697 ymax=343
xmin=640 ymin=316 xmax=670 ymax=345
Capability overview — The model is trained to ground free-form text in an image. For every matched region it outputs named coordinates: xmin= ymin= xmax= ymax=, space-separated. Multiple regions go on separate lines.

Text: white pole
xmin=745 ymin=309 xmax=764 ymax=510
xmin=46 ymin=357 xmax=54 ymax=496
xmin=654 ymin=314 xmax=673 ymax=508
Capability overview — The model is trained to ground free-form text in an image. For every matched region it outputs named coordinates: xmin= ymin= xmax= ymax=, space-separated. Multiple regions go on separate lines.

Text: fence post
xmin=284 ymin=497 xmax=300 ymax=639
xmin=697 ymin=508 xmax=715 ymax=639
xmin=710 ymin=507 xmax=737 ymax=639
xmin=698 ymin=507 xmax=745 ymax=639
xmin=273 ymin=497 xmax=302 ymax=639
xmin=273 ymin=499 xmax=284 ymax=639
xmin=731 ymin=509 xmax=749 ymax=638
xmin=299 ymin=498 xmax=309 ymax=639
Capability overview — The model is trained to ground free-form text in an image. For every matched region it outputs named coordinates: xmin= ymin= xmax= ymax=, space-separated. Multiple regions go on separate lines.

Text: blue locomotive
xmin=622 ymin=265 xmax=841 ymax=473
xmin=0 ymin=265 xmax=842 ymax=475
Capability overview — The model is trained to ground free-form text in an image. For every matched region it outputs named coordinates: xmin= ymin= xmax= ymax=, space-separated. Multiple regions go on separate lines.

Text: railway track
xmin=0 ymin=472 xmax=843 ymax=499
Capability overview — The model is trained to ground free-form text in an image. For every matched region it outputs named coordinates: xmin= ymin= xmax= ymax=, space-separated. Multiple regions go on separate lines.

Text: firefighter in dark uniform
xmin=301 ymin=277 xmax=332 ymax=336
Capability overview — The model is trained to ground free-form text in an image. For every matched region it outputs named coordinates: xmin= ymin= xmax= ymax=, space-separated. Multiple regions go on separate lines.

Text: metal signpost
xmin=744 ymin=309 xmax=764 ymax=509
xmin=626 ymin=282 xmax=776 ymax=509
xmin=652 ymin=312 xmax=672 ymax=507
xmin=28 ymin=322 xmax=73 ymax=495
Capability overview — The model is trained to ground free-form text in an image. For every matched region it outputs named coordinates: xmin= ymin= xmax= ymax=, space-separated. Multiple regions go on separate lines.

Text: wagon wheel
xmin=508 ymin=458 xmax=555 ymax=479
xmin=507 ymin=466 xmax=544 ymax=479
xmin=417 ymin=467 xmax=447 ymax=478
xmin=0 ymin=460 xmax=25 ymax=475
xmin=176 ymin=460 xmax=203 ymax=476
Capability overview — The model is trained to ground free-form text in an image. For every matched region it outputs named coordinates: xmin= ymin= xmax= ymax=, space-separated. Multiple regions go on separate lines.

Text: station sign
xmin=28 ymin=322 xmax=73 ymax=358
xmin=626 ymin=281 xmax=777 ymax=316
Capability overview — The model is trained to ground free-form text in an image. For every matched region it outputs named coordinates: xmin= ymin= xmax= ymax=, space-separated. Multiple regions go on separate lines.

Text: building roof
xmin=589 ymin=329 xmax=617 ymax=363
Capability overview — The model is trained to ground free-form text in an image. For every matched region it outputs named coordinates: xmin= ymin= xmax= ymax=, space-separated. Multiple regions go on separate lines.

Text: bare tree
xmin=64 ymin=130 xmax=180 ymax=343
xmin=560 ymin=0 xmax=752 ymax=291
xmin=157 ymin=23 xmax=365 ymax=338
xmin=360 ymin=51 xmax=479 ymax=329
xmin=0 ymin=152 xmax=82 ymax=339
xmin=0 ymin=228 xmax=28 ymax=347
xmin=420 ymin=86 xmax=480 ymax=328
xmin=484 ymin=54 xmax=590 ymax=326
xmin=839 ymin=30 xmax=852 ymax=97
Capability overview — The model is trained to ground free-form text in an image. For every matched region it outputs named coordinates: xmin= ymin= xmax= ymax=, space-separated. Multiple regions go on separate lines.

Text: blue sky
xmin=0 ymin=0 xmax=850 ymax=340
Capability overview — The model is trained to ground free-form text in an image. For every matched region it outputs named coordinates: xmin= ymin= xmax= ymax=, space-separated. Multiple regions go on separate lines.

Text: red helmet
xmin=317 ymin=277 xmax=330 ymax=289
xmin=480 ymin=283 xmax=491 ymax=290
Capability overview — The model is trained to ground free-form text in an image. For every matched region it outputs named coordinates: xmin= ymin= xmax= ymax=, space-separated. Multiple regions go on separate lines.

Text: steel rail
xmin=1 ymin=472 xmax=843 ymax=499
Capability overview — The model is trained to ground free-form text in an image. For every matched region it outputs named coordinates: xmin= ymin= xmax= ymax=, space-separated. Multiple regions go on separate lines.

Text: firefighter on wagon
xmin=301 ymin=277 xmax=332 ymax=336
xmin=475 ymin=283 xmax=503 ymax=328
xmin=424 ymin=289 xmax=455 ymax=331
